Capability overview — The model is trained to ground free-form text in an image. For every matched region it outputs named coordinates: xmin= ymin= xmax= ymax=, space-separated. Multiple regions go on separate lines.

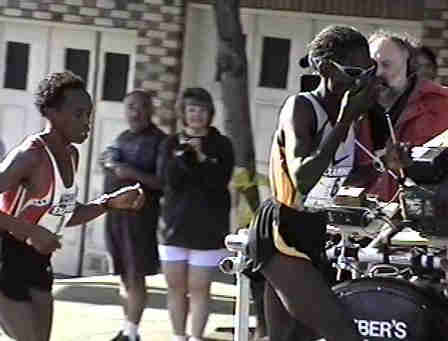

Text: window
xmin=259 ymin=37 xmax=291 ymax=89
xmin=4 ymin=41 xmax=30 ymax=90
xmin=65 ymin=48 xmax=90 ymax=86
xmin=102 ymin=52 xmax=129 ymax=101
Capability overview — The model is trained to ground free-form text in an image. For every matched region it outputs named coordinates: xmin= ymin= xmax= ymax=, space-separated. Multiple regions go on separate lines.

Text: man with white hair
xmin=351 ymin=30 xmax=448 ymax=202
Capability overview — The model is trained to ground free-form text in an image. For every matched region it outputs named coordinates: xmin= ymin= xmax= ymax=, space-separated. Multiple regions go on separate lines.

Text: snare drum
xmin=333 ymin=278 xmax=448 ymax=340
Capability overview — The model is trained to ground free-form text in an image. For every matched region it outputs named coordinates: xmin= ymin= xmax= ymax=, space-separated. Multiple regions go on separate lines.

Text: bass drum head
xmin=333 ymin=278 xmax=448 ymax=341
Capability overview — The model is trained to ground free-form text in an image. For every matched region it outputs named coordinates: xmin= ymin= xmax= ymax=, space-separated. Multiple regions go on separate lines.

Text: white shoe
xmin=189 ymin=336 xmax=203 ymax=341
xmin=172 ymin=335 xmax=187 ymax=341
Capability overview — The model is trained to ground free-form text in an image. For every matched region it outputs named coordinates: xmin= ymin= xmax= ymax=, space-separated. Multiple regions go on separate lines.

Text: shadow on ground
xmin=52 ymin=271 xmax=249 ymax=316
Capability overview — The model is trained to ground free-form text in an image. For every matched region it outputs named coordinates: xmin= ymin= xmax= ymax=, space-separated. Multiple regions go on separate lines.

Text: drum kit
xmin=220 ymin=183 xmax=448 ymax=341
xmin=219 ymin=145 xmax=448 ymax=340
xmin=325 ymin=187 xmax=448 ymax=341
xmin=220 ymin=115 xmax=448 ymax=339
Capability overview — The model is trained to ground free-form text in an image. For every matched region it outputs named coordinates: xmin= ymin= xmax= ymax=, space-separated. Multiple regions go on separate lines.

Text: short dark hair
xmin=124 ymin=89 xmax=156 ymax=112
xmin=34 ymin=71 xmax=87 ymax=116
xmin=177 ymin=87 xmax=215 ymax=126
xmin=308 ymin=25 xmax=369 ymax=64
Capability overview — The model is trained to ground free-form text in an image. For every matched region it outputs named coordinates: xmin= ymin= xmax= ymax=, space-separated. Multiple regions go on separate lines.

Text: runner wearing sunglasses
xmin=246 ymin=25 xmax=380 ymax=341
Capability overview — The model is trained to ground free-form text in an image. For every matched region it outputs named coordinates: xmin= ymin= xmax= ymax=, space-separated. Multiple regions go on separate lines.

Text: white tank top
xmin=8 ymin=136 xmax=79 ymax=236
xmin=301 ymin=93 xmax=355 ymax=210
xmin=39 ymin=138 xmax=78 ymax=235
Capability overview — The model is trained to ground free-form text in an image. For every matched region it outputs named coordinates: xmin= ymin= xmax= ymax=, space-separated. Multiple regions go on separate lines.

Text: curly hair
xmin=307 ymin=25 xmax=369 ymax=64
xmin=34 ymin=71 xmax=86 ymax=116
xmin=176 ymin=87 xmax=215 ymax=126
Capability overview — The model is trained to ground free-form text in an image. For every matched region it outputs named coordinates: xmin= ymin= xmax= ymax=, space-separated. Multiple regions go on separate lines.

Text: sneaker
xmin=114 ymin=335 xmax=141 ymax=341
xmin=111 ymin=331 xmax=123 ymax=341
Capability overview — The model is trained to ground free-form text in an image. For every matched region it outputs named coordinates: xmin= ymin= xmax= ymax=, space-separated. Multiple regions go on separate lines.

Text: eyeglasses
xmin=329 ymin=60 xmax=377 ymax=79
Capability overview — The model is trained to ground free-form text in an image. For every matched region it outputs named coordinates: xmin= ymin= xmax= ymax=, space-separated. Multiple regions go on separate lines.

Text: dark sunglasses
xmin=329 ymin=60 xmax=377 ymax=79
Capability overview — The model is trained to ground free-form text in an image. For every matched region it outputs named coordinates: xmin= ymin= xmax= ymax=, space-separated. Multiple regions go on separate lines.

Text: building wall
xmin=423 ymin=0 xmax=448 ymax=84
xmin=190 ymin=0 xmax=422 ymax=21
xmin=0 ymin=0 xmax=186 ymax=124
xmin=1 ymin=0 xmax=446 ymax=121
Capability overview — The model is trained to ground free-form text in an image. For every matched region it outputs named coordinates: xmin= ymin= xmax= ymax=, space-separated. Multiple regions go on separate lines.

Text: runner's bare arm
xmin=66 ymin=183 xmax=145 ymax=226
xmin=0 ymin=148 xmax=61 ymax=253
xmin=285 ymin=96 xmax=352 ymax=195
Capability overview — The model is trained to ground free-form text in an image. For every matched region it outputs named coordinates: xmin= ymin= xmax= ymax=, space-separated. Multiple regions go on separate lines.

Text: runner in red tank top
xmin=0 ymin=71 xmax=146 ymax=341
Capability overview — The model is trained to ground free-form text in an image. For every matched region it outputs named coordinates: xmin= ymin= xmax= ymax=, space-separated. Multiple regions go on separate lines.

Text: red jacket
xmin=355 ymin=79 xmax=448 ymax=201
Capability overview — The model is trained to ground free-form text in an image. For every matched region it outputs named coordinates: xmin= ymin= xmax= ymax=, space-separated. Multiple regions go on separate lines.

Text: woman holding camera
xmin=157 ymin=88 xmax=234 ymax=341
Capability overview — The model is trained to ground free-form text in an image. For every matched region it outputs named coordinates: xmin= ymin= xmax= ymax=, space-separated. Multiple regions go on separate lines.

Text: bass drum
xmin=333 ymin=278 xmax=448 ymax=341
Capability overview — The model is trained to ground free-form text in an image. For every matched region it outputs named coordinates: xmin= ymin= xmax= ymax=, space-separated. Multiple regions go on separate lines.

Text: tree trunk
xmin=213 ymin=0 xmax=260 ymax=218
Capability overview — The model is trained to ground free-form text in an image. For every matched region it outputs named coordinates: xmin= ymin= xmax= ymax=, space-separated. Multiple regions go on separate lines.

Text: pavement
xmin=24 ymin=272 xmax=255 ymax=341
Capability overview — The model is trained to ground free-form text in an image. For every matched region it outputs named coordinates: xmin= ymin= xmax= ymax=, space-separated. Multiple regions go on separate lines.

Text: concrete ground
xmin=0 ymin=272 xmax=255 ymax=341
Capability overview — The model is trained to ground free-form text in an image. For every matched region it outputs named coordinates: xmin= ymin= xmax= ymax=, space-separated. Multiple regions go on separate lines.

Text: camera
xmin=174 ymin=135 xmax=202 ymax=161
xmin=174 ymin=143 xmax=195 ymax=157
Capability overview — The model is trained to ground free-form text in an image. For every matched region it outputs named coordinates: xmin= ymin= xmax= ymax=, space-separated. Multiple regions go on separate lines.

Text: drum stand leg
xmin=335 ymin=232 xmax=359 ymax=281
xmin=219 ymin=230 xmax=251 ymax=341
xmin=234 ymin=273 xmax=251 ymax=341
xmin=444 ymin=249 xmax=448 ymax=298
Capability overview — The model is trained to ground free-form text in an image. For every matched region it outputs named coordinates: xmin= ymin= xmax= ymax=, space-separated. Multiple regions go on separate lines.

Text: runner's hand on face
xmin=107 ymin=183 xmax=146 ymax=210
xmin=338 ymin=76 xmax=380 ymax=124
xmin=27 ymin=226 xmax=62 ymax=255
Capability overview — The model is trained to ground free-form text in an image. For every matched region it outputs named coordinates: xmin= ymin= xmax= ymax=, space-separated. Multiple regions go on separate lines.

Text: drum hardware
xmin=219 ymin=229 xmax=251 ymax=275
xmin=326 ymin=206 xmax=373 ymax=228
xmin=354 ymin=139 xmax=398 ymax=180
xmin=407 ymin=146 xmax=448 ymax=184
xmin=367 ymin=264 xmax=401 ymax=278
xmin=219 ymin=228 xmax=251 ymax=341
xmin=327 ymin=241 xmax=443 ymax=276
xmin=445 ymin=248 xmax=448 ymax=299
xmin=384 ymin=112 xmax=411 ymax=222
xmin=366 ymin=218 xmax=412 ymax=249
xmin=329 ymin=232 xmax=363 ymax=280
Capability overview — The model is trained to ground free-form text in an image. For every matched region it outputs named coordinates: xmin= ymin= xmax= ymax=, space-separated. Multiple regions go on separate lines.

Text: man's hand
xmin=383 ymin=141 xmax=412 ymax=170
xmin=26 ymin=226 xmax=62 ymax=255
xmin=112 ymin=163 xmax=137 ymax=180
xmin=107 ymin=183 xmax=146 ymax=210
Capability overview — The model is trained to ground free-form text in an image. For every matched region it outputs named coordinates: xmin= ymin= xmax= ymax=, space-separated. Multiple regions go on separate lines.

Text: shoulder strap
xmin=300 ymin=92 xmax=329 ymax=135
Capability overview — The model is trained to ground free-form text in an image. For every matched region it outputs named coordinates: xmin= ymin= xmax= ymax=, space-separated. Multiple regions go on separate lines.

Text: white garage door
xmin=0 ymin=20 xmax=136 ymax=276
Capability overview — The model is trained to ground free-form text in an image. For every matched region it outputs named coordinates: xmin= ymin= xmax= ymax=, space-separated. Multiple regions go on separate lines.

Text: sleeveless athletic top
xmin=267 ymin=93 xmax=355 ymax=260
xmin=269 ymin=92 xmax=355 ymax=210
xmin=301 ymin=93 xmax=355 ymax=210
xmin=0 ymin=134 xmax=78 ymax=300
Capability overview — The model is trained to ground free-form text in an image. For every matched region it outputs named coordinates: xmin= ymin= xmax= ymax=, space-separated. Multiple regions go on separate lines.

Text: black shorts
xmin=105 ymin=201 xmax=160 ymax=277
xmin=0 ymin=234 xmax=53 ymax=301
xmin=247 ymin=198 xmax=327 ymax=276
